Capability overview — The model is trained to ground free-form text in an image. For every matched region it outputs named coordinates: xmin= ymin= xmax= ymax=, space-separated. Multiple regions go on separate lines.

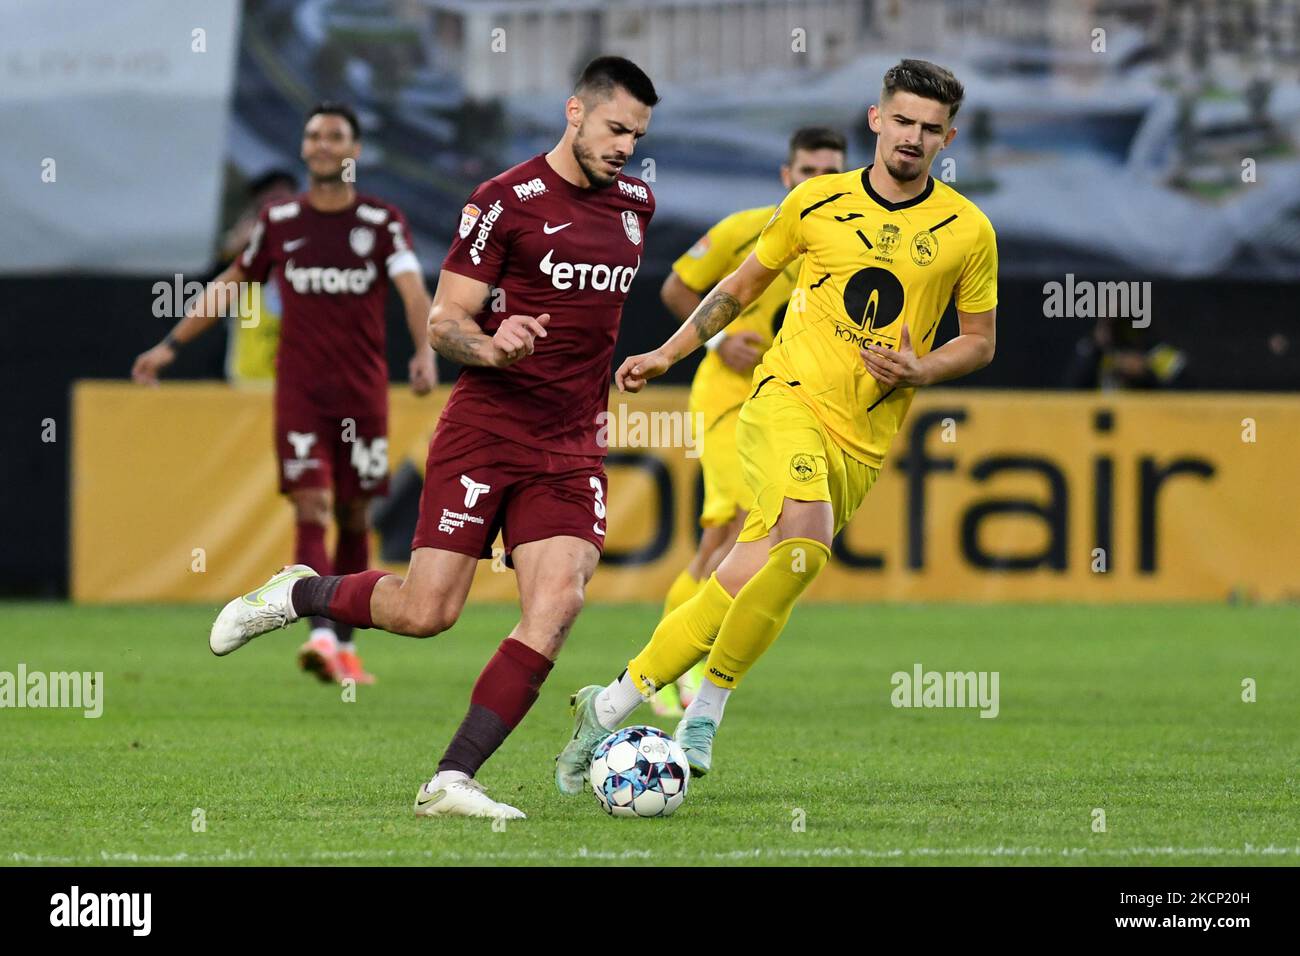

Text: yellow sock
xmin=704 ymin=537 xmax=829 ymax=689
xmin=629 ymin=574 xmax=733 ymax=696
xmin=661 ymin=567 xmax=704 ymax=620
xmin=653 ymin=570 xmax=700 ymax=710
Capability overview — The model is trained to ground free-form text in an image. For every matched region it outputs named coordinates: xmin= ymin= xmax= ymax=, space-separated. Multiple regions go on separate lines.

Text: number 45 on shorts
xmin=351 ymin=437 xmax=388 ymax=482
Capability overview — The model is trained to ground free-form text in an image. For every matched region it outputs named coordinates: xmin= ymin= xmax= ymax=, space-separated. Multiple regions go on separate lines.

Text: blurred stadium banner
xmin=0 ymin=0 xmax=241 ymax=274
xmin=72 ymin=381 xmax=1300 ymax=604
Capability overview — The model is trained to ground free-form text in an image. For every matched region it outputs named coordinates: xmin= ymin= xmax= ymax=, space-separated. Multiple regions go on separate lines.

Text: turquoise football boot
xmin=555 ymin=685 xmax=610 ymax=795
xmin=673 ymin=715 xmax=717 ymax=776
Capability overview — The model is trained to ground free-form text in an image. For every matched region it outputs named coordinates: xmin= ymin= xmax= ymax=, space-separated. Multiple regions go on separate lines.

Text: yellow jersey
xmin=225 ymin=278 xmax=281 ymax=383
xmin=752 ymin=167 xmax=998 ymax=467
xmin=673 ymin=205 xmax=801 ymax=429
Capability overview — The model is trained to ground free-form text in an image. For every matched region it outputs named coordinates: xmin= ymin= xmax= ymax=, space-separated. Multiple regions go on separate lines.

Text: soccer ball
xmin=590 ymin=725 xmax=690 ymax=817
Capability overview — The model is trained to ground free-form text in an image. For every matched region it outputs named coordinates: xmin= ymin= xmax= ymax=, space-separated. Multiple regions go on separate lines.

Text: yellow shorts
xmin=735 ymin=380 xmax=879 ymax=543
xmin=696 ymin=403 xmax=753 ymax=527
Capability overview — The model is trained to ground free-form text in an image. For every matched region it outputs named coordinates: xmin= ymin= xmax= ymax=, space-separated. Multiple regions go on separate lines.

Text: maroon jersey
xmin=239 ymin=192 xmax=420 ymax=415
xmin=439 ymin=154 xmax=655 ymax=456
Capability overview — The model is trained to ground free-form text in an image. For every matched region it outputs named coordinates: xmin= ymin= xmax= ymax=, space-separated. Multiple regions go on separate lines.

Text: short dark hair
xmin=247 ymin=169 xmax=297 ymax=198
xmin=882 ymin=59 xmax=965 ymax=119
xmin=306 ymin=101 xmax=361 ymax=140
xmin=575 ymin=56 xmax=659 ymax=108
xmin=788 ymin=126 xmax=847 ymax=162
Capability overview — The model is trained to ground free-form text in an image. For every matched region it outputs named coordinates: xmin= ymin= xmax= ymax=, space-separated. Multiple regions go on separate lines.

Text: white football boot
xmin=413 ymin=778 xmax=526 ymax=820
xmin=209 ymin=564 xmax=318 ymax=657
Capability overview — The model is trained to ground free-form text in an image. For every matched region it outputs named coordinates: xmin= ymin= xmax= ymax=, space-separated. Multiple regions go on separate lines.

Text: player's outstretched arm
xmin=131 ymin=261 xmax=247 ymax=386
xmin=427 ymin=269 xmax=549 ymax=369
xmin=661 ymin=271 xmax=764 ymax=374
xmin=861 ymin=308 xmax=996 ymax=389
xmin=615 ymin=252 xmax=782 ymax=392
xmin=394 ymin=269 xmax=438 ymax=394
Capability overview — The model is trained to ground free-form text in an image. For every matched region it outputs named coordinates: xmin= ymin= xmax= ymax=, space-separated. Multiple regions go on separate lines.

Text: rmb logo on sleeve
xmin=512 ymin=177 xmax=547 ymax=201
xmin=617 ymin=180 xmax=649 ymax=203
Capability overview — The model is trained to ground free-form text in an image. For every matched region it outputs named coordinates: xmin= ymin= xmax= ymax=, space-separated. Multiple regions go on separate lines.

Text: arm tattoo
xmin=690 ymin=290 xmax=742 ymax=344
xmin=431 ymin=318 xmax=493 ymax=366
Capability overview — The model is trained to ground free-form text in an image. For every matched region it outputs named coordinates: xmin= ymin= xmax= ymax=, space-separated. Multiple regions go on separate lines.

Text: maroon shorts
xmin=411 ymin=419 xmax=608 ymax=561
xmin=274 ymin=399 xmax=389 ymax=500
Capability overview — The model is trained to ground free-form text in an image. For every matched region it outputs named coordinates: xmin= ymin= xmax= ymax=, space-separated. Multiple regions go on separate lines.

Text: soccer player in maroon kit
xmin=134 ymin=103 xmax=437 ymax=686
xmin=210 ymin=57 xmax=659 ymax=819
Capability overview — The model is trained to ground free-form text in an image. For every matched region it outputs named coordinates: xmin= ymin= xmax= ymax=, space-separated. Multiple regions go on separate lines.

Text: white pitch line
xmin=7 ymin=844 xmax=1299 ymax=865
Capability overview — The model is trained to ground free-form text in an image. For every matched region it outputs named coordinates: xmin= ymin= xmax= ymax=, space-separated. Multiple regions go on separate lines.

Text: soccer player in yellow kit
xmin=556 ymin=59 xmax=998 ymax=789
xmin=650 ymin=127 xmax=847 ymax=718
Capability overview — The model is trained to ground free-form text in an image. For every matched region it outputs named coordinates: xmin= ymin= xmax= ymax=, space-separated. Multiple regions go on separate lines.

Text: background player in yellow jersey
xmin=557 ymin=59 xmax=998 ymax=790
xmin=650 ymin=127 xmax=847 ymax=718
xmin=219 ymin=170 xmax=297 ymax=383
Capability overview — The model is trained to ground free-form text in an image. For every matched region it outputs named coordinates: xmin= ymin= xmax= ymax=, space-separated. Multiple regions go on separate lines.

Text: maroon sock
xmin=295 ymin=520 xmax=332 ymax=575
xmin=334 ymin=527 xmax=369 ymax=574
xmin=291 ymin=569 xmax=389 ymax=629
xmin=438 ymin=639 xmax=555 ymax=777
xmin=332 ymin=528 xmax=369 ymax=644
xmin=294 ymin=521 xmax=333 ymax=632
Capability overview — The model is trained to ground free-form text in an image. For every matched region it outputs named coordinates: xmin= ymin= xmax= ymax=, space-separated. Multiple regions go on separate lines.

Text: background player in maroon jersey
xmin=209 ymin=57 xmax=658 ymax=820
xmin=133 ymin=103 xmax=437 ymax=686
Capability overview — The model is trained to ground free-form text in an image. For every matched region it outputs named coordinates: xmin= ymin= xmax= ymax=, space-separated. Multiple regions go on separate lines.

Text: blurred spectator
xmin=220 ymin=170 xmax=297 ymax=383
xmin=1065 ymin=314 xmax=1189 ymax=390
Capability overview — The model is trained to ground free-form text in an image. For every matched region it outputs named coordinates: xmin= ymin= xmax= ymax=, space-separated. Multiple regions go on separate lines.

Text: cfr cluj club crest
xmin=622 ymin=210 xmax=642 ymax=246
xmin=349 ymin=226 xmax=375 ymax=257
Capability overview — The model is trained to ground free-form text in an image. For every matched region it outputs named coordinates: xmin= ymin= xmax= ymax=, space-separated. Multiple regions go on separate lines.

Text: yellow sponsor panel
xmin=72 ymin=381 xmax=1300 ymax=603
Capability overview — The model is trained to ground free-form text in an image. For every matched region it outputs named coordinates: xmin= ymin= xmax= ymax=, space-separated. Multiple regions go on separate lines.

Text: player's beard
xmin=309 ymin=165 xmax=347 ymax=185
xmin=572 ymin=124 xmax=619 ymax=189
xmin=882 ymin=151 xmax=927 ymax=183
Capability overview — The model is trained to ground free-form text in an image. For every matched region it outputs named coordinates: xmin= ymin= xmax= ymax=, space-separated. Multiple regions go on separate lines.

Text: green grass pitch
xmin=2 ymin=601 xmax=1297 ymax=866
